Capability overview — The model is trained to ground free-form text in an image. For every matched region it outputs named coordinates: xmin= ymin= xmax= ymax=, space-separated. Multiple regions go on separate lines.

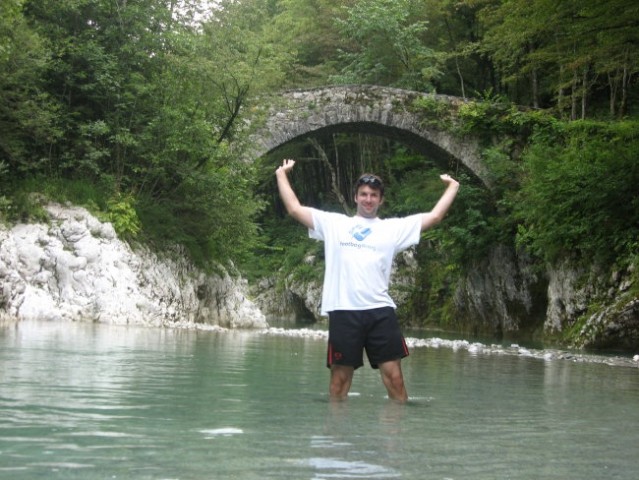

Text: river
xmin=1 ymin=321 xmax=637 ymax=479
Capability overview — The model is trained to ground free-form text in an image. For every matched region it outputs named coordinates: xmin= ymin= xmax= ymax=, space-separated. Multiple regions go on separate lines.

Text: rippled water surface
xmin=1 ymin=321 xmax=638 ymax=479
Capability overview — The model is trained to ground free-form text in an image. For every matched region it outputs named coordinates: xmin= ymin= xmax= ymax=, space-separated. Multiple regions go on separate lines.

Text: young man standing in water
xmin=275 ymin=159 xmax=459 ymax=403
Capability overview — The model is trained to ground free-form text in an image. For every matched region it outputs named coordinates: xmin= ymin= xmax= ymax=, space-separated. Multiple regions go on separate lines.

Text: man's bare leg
xmin=379 ymin=359 xmax=408 ymax=403
xmin=329 ymin=365 xmax=354 ymax=401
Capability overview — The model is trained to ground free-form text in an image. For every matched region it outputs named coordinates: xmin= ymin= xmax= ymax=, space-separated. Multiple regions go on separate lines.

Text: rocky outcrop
xmin=0 ymin=204 xmax=266 ymax=328
xmin=252 ymin=252 xmax=323 ymax=325
xmin=453 ymin=245 xmax=547 ymax=337
xmin=254 ymin=239 xmax=638 ymax=350
xmin=454 ymin=248 xmax=638 ymax=349
xmin=546 ymin=262 xmax=638 ymax=349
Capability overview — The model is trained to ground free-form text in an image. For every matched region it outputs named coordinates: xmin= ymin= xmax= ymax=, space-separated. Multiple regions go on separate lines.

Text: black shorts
xmin=326 ymin=307 xmax=409 ymax=370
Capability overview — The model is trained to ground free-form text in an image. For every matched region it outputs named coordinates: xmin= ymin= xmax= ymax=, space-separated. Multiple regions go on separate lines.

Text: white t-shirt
xmin=309 ymin=208 xmax=422 ymax=315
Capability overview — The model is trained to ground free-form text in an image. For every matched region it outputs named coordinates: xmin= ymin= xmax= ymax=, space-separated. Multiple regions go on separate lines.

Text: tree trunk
xmin=456 ymin=56 xmax=466 ymax=100
xmin=608 ymin=72 xmax=617 ymax=118
xmin=571 ymin=68 xmax=578 ymax=121
xmin=531 ymin=68 xmax=539 ymax=109
xmin=557 ymin=64 xmax=564 ymax=115
xmin=444 ymin=18 xmax=466 ymax=100
xmin=581 ymin=67 xmax=588 ymax=120
xmin=620 ymin=64 xmax=629 ymax=118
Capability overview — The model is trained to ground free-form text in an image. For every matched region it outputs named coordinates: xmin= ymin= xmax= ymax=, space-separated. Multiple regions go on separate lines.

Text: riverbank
xmin=260 ymin=326 xmax=639 ymax=369
xmin=2 ymin=203 xmax=637 ymax=355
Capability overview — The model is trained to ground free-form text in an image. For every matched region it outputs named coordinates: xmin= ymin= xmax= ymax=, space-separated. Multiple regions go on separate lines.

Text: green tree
xmin=199 ymin=0 xmax=293 ymax=145
xmin=474 ymin=0 xmax=639 ymax=117
xmin=416 ymin=0 xmax=498 ymax=98
xmin=10 ymin=0 xmax=288 ymax=264
xmin=266 ymin=0 xmax=348 ymax=86
xmin=23 ymin=0 xmax=178 ymax=182
xmin=331 ymin=0 xmax=443 ymax=90
xmin=0 ymin=0 xmax=59 ymax=177
xmin=514 ymin=121 xmax=639 ymax=263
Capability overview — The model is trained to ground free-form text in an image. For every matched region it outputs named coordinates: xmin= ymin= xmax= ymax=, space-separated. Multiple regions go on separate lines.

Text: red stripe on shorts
xmin=327 ymin=342 xmax=333 ymax=367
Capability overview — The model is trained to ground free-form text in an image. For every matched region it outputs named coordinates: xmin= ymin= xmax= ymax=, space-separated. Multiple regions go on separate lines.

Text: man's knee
xmin=383 ymin=368 xmax=404 ymax=389
xmin=379 ymin=360 xmax=407 ymax=401
xmin=329 ymin=366 xmax=354 ymax=400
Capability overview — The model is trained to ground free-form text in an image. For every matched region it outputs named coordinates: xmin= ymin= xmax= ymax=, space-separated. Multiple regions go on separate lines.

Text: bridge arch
xmin=245 ymin=85 xmax=490 ymax=187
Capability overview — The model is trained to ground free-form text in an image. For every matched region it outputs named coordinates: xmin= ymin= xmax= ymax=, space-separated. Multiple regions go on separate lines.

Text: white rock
xmin=0 ymin=203 xmax=267 ymax=329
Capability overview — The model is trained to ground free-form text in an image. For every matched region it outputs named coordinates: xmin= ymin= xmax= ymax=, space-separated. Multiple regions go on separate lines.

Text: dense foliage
xmin=514 ymin=120 xmax=639 ymax=265
xmin=1 ymin=0 xmax=290 ymax=264
xmin=1 ymin=0 xmax=638 ymax=309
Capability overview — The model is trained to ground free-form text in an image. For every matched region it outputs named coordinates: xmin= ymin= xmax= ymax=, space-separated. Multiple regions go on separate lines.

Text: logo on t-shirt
xmin=350 ymin=225 xmax=371 ymax=242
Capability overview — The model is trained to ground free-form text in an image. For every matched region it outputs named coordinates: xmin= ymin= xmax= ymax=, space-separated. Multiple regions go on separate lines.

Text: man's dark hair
xmin=354 ymin=173 xmax=385 ymax=197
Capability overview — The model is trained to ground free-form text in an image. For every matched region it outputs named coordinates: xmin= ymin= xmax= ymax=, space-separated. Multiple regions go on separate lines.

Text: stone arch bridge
xmin=245 ymin=85 xmax=490 ymax=187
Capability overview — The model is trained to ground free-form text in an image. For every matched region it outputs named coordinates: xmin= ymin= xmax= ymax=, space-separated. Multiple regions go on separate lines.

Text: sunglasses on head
xmin=356 ymin=175 xmax=382 ymax=187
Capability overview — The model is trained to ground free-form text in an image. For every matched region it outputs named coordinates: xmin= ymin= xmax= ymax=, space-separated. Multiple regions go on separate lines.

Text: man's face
xmin=354 ymin=184 xmax=384 ymax=218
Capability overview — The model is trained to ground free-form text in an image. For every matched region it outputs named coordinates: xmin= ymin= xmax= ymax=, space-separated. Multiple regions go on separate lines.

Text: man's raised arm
xmin=420 ymin=174 xmax=460 ymax=231
xmin=275 ymin=159 xmax=314 ymax=229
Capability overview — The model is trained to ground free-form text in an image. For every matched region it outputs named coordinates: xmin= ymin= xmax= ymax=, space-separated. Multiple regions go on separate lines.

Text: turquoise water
xmin=1 ymin=321 xmax=638 ymax=479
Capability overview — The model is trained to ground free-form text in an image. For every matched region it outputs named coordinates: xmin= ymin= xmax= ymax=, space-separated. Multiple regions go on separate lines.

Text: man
xmin=276 ymin=158 xmax=459 ymax=403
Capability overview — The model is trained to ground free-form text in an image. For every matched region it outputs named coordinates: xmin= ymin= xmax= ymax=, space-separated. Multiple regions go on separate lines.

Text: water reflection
xmin=308 ymin=399 xmax=406 ymax=479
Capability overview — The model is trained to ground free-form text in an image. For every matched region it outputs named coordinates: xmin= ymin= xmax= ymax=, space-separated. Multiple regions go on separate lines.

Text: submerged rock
xmin=0 ymin=204 xmax=266 ymax=328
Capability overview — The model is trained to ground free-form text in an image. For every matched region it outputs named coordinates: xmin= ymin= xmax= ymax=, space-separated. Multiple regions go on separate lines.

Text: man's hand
xmin=277 ymin=159 xmax=296 ymax=175
xmin=439 ymin=173 xmax=459 ymax=187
